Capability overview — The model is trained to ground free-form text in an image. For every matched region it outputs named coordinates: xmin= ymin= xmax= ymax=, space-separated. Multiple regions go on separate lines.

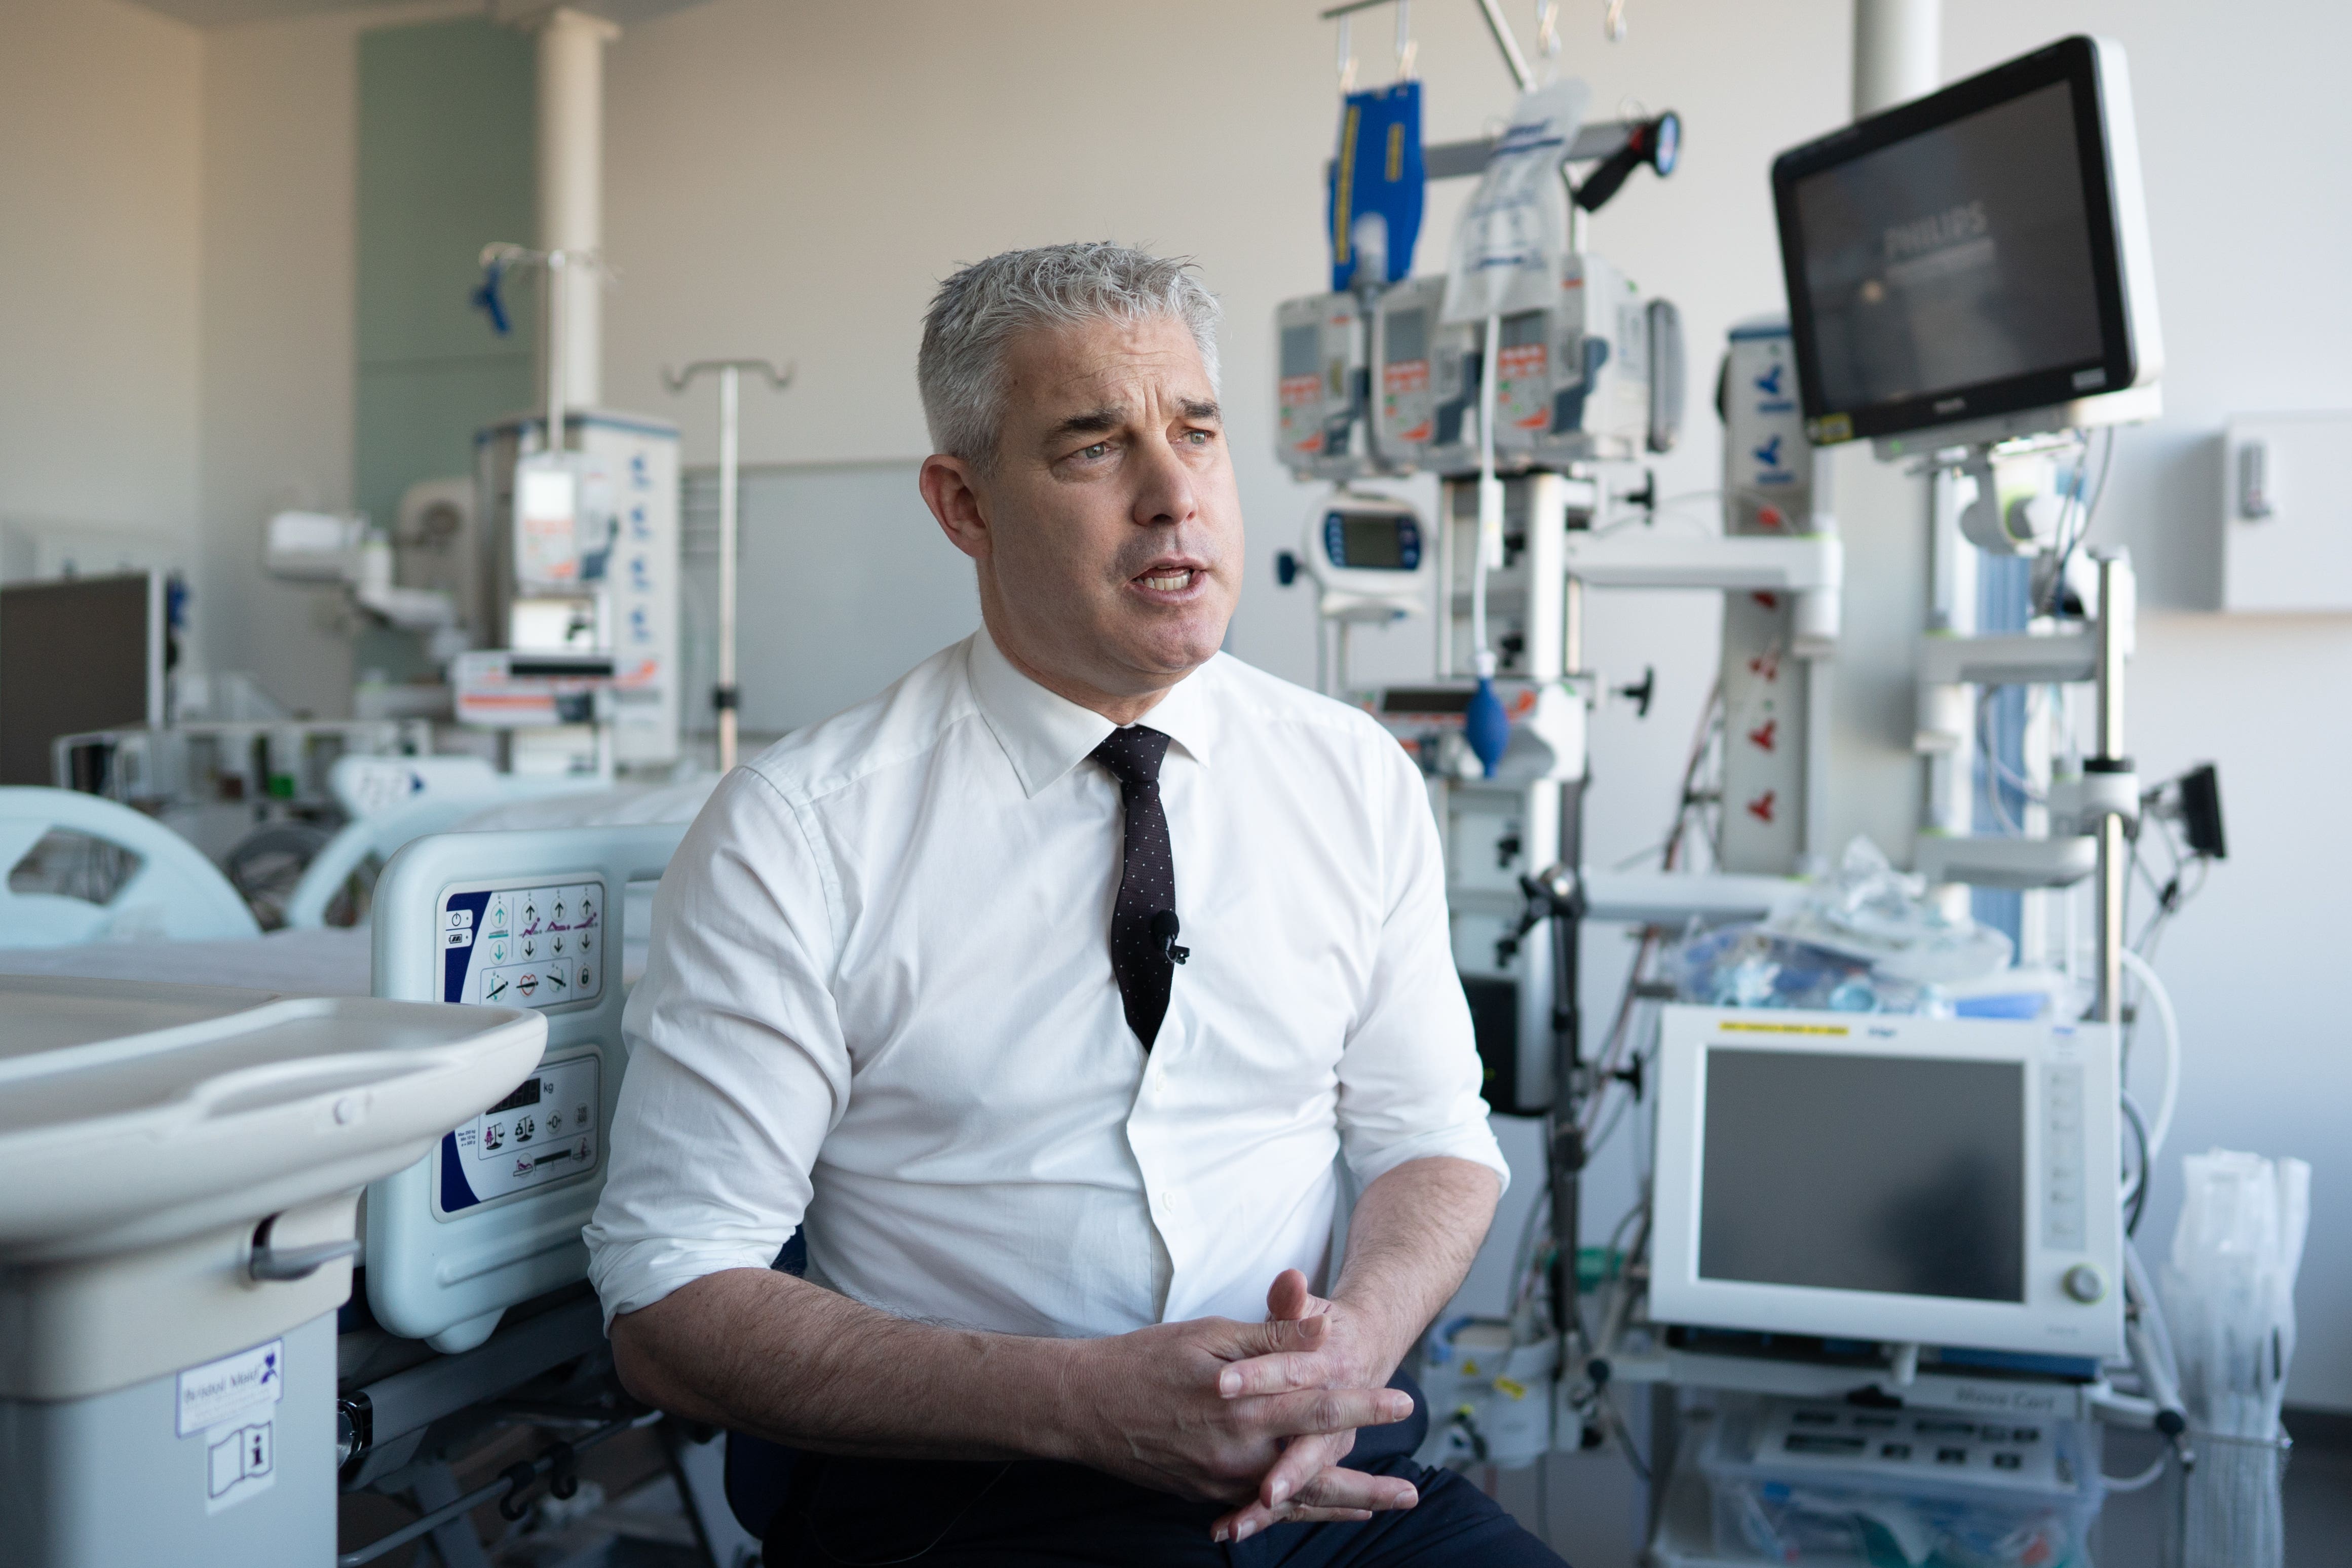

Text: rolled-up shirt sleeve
xmin=1333 ymin=737 xmax=1511 ymax=1195
xmin=584 ymin=768 xmax=848 ymax=1328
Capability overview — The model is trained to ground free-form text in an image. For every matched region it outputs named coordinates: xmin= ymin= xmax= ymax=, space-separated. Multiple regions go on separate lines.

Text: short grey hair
xmin=917 ymin=242 xmax=1222 ymax=470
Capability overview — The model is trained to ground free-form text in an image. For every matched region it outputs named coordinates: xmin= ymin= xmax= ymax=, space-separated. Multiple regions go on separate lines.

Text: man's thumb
xmin=1265 ymin=1268 xmax=1313 ymax=1322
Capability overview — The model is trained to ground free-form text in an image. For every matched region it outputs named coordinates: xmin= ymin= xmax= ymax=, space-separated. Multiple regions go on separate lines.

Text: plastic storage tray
xmin=1700 ymin=1399 xmax=2104 ymax=1566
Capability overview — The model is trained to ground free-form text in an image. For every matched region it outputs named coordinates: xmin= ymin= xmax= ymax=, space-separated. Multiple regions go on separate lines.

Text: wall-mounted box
xmin=2222 ymin=413 xmax=2352 ymax=612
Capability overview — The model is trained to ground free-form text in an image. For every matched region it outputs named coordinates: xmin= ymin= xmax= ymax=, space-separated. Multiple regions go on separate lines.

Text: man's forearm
xmin=1328 ymin=1157 xmax=1503 ymax=1376
xmin=611 ymin=1268 xmax=1078 ymax=1462
xmin=611 ymin=1266 xmax=1419 ymax=1506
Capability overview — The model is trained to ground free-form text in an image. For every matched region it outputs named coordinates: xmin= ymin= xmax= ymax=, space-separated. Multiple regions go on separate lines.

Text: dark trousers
xmin=755 ymin=1375 xmax=1568 ymax=1568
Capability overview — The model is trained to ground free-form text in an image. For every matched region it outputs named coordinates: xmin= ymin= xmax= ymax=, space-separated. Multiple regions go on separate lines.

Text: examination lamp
xmin=1572 ymin=109 xmax=1679 ymax=213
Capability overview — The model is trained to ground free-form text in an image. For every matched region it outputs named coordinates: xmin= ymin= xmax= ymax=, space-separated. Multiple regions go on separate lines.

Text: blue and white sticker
xmin=177 ymin=1337 xmax=282 ymax=1437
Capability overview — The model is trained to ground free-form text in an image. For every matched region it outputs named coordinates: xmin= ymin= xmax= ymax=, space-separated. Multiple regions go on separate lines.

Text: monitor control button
xmin=2062 ymin=1263 xmax=2107 ymax=1304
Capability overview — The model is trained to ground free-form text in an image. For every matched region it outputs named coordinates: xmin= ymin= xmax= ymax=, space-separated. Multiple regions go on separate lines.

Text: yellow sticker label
xmin=1813 ymin=412 xmax=1854 ymax=443
xmin=1495 ymin=1376 xmax=1529 ymax=1401
xmin=1717 ymin=1020 xmax=1851 ymax=1036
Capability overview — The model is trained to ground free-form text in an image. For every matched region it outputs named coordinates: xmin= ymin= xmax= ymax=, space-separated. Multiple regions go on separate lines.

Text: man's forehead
xmin=1004 ymin=316 xmax=1213 ymax=413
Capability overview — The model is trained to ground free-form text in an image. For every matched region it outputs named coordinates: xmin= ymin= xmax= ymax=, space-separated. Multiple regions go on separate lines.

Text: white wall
xmin=0 ymin=0 xmax=202 ymax=583
xmin=181 ymin=0 xmax=2351 ymax=1407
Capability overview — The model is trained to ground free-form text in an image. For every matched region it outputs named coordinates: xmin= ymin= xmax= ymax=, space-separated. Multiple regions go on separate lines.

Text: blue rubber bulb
xmin=1464 ymin=675 xmax=1509 ymax=778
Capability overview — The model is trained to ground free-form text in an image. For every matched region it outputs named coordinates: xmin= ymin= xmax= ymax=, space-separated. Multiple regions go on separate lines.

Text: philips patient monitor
xmin=1649 ymin=1006 xmax=2124 ymax=1361
xmin=1771 ymin=35 xmax=2160 ymax=449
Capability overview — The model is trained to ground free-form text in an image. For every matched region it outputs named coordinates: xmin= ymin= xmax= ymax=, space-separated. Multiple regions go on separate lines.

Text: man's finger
xmin=1255 ymin=1429 xmax=1351 ymax=1509
xmin=1211 ymin=1462 xmax=1416 ymax=1543
xmin=1241 ymin=1385 xmax=1413 ymax=1439
xmin=1216 ymin=1311 xmax=1328 ymax=1365
xmin=1292 ymin=1464 xmax=1416 ymax=1514
xmin=1212 ymin=1502 xmax=1375 ymax=1542
xmin=1218 ymin=1347 xmax=1330 ymax=1398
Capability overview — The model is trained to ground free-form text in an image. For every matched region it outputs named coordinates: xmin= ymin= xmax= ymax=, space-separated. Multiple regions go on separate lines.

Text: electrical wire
xmin=2120 ymin=1090 xmax=2151 ymax=1237
xmin=1470 ymin=314 xmax=1503 ymax=679
xmin=1974 ymin=686 xmax=2047 ymax=827
xmin=2118 ymin=947 xmax=2180 ymax=1163
xmin=2102 ymin=1449 xmax=2171 ymax=1493
xmin=1976 ymin=694 xmax=2025 ymax=837
xmin=1601 ymin=1389 xmax=1651 ymax=1483
xmin=2045 ymin=427 xmax=2117 ymax=616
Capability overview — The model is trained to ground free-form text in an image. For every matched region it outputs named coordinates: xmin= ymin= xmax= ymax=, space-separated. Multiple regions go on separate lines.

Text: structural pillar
xmin=537 ymin=6 xmax=619 ymax=415
xmin=1852 ymin=0 xmax=1941 ymax=116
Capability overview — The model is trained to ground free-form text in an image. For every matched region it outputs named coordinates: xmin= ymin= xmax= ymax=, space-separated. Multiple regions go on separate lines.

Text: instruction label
xmin=181 ymin=1338 xmax=283 ymax=1516
xmin=205 ymin=1419 xmax=276 ymax=1514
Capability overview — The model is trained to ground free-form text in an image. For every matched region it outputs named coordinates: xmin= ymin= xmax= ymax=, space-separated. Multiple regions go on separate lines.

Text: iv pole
xmin=662 ymin=359 xmax=791 ymax=772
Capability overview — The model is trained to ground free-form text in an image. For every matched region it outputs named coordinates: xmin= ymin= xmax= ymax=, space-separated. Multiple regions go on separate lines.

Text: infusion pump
xmin=1278 ymin=491 xmax=1431 ymax=623
xmin=1277 ymin=255 xmax=1683 ymax=481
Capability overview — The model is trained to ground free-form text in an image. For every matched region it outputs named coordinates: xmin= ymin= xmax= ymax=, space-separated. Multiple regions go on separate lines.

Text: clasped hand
xmin=1069 ymin=1269 xmax=1420 ymax=1544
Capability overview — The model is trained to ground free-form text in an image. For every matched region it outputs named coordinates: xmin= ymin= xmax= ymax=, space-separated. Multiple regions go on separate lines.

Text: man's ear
xmin=920 ymin=453 xmax=991 ymax=562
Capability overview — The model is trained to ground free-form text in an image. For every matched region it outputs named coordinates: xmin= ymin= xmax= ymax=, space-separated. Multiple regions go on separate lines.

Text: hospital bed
xmin=2 ymin=798 xmax=762 ymax=1566
xmin=0 ymin=786 xmax=262 ymax=947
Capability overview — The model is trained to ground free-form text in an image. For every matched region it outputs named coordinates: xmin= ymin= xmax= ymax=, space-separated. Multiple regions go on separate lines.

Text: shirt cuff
xmin=1343 ymin=1122 xmax=1512 ymax=1198
xmin=584 ymin=1234 xmax=789 ymax=1332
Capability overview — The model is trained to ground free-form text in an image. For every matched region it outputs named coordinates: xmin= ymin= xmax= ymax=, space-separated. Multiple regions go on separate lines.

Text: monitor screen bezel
xmin=1771 ymin=35 xmax=2138 ymax=444
xmin=1646 ymin=1005 xmax=2126 ymax=1361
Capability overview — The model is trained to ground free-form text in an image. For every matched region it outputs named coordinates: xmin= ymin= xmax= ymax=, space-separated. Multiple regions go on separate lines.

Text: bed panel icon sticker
xmin=437 ymin=878 xmax=604 ymax=1010
xmin=438 ymin=1052 xmax=602 ymax=1212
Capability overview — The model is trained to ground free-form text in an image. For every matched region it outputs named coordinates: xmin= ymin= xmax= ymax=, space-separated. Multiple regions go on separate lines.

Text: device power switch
xmin=2062 ymin=1263 xmax=2108 ymax=1304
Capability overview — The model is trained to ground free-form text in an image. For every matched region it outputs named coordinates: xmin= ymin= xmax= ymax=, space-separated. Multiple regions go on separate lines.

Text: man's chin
xmin=1112 ymin=616 xmax=1229 ymax=682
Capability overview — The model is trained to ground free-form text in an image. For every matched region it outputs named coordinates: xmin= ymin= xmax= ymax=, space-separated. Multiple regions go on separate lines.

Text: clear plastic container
xmin=1700 ymin=1399 xmax=2105 ymax=1566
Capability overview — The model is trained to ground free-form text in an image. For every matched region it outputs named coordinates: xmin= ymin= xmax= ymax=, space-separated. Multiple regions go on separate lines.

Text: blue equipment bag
xmin=1328 ymin=80 xmax=1426 ymax=291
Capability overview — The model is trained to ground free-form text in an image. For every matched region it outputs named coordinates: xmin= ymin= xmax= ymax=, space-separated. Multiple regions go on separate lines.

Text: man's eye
xmin=1079 ymin=442 xmax=1111 ymax=460
xmin=1183 ymin=429 xmax=1214 ymax=445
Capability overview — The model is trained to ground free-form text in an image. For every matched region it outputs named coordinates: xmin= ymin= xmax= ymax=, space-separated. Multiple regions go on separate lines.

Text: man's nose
xmin=1130 ymin=433 xmax=1198 ymax=529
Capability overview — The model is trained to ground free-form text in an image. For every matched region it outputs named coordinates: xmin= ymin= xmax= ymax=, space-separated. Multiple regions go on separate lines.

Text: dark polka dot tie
xmin=1091 ymin=724 xmax=1177 ymax=1051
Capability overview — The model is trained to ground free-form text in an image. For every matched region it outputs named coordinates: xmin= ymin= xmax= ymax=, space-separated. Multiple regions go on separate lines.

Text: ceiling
xmin=125 ymin=0 xmax=707 ymax=30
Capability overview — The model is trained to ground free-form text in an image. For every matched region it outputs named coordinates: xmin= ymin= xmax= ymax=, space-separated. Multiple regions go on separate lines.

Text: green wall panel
xmin=355 ymin=16 xmax=535 ymax=533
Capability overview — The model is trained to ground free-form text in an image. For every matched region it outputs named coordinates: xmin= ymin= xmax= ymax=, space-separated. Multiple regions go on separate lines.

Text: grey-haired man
xmin=588 ymin=243 xmax=1567 ymax=1565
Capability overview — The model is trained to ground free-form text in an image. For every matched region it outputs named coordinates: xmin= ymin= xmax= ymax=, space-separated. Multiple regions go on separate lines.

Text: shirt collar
xmin=966 ymin=625 xmax=1222 ymax=799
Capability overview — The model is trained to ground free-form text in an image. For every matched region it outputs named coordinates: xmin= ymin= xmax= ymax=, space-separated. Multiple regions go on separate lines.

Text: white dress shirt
xmin=585 ymin=628 xmax=1506 ymax=1338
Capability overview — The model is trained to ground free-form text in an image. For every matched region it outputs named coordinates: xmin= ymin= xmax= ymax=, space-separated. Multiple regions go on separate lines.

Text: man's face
xmin=921 ymin=313 xmax=1242 ymax=709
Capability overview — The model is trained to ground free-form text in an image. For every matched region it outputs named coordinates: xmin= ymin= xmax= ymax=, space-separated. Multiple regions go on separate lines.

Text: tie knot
xmin=1091 ymin=724 xmax=1170 ymax=789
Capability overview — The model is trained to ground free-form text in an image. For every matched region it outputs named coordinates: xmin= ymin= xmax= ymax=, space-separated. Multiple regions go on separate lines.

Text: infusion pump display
xmin=437 ymin=877 xmax=604 ymax=1009
xmin=1322 ymin=507 xmax=1422 ymax=571
xmin=1298 ymin=493 xmax=1431 ymax=620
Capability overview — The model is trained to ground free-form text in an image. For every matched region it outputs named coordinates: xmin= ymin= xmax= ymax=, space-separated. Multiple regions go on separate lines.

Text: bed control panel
xmin=435 ymin=1050 xmax=602 ymax=1214
xmin=436 ymin=877 xmax=604 ymax=1010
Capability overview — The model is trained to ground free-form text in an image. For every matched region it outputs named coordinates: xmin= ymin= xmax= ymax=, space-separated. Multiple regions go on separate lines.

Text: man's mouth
xmin=1131 ymin=561 xmax=1207 ymax=596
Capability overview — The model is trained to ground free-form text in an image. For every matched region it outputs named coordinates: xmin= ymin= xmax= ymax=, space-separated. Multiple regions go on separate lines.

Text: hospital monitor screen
xmin=1698 ymin=1049 xmax=2025 ymax=1303
xmin=0 ymin=573 xmax=163 ymax=786
xmin=1648 ymin=1007 xmax=2125 ymax=1359
xmin=1772 ymin=35 xmax=2158 ymax=445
